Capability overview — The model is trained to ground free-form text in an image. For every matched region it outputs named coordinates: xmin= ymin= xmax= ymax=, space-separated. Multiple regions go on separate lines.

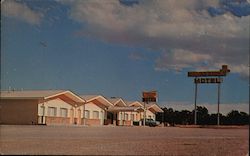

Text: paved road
xmin=0 ymin=125 xmax=248 ymax=155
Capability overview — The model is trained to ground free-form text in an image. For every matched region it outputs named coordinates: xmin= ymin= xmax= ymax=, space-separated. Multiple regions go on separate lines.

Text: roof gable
xmin=0 ymin=90 xmax=85 ymax=104
xmin=107 ymin=98 xmax=126 ymax=107
xmin=0 ymin=90 xmax=65 ymax=99
xmin=146 ymin=103 xmax=163 ymax=113
xmin=127 ymin=101 xmax=143 ymax=107
xmin=108 ymin=106 xmax=144 ymax=112
xmin=80 ymin=95 xmax=113 ymax=107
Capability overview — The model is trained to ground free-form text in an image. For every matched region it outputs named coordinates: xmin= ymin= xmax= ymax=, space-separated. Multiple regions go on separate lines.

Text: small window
xmin=60 ymin=108 xmax=68 ymax=117
xmin=131 ymin=114 xmax=134 ymax=121
xmin=40 ymin=106 xmax=45 ymax=116
xmin=48 ymin=107 xmax=57 ymax=117
xmin=119 ymin=112 xmax=123 ymax=120
xmin=125 ymin=113 xmax=128 ymax=120
xmin=84 ymin=110 xmax=90 ymax=119
xmin=93 ymin=111 xmax=99 ymax=119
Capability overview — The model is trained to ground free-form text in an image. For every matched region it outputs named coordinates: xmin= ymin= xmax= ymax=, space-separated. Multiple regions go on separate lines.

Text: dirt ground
xmin=0 ymin=125 xmax=248 ymax=155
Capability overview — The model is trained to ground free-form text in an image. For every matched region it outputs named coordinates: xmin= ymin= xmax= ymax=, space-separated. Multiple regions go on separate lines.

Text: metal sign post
xmin=188 ymin=65 xmax=230 ymax=125
xmin=217 ymin=78 xmax=221 ymax=126
xmin=83 ymin=102 xmax=86 ymax=126
xmin=142 ymin=91 xmax=157 ymax=127
xmin=194 ymin=82 xmax=198 ymax=125
xmin=143 ymin=101 xmax=146 ymax=127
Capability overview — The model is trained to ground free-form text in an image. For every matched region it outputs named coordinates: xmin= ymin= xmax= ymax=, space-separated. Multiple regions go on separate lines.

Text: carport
xmin=107 ymin=106 xmax=144 ymax=126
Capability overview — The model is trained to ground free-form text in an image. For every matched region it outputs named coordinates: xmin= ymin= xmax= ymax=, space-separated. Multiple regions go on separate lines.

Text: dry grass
xmin=0 ymin=125 xmax=248 ymax=155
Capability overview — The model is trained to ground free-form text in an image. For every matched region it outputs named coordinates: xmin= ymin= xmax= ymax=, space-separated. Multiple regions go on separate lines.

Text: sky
xmin=1 ymin=0 xmax=249 ymax=114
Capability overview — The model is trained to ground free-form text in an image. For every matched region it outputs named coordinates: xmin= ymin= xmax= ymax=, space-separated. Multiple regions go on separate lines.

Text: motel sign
xmin=194 ymin=77 xmax=223 ymax=84
xmin=188 ymin=65 xmax=230 ymax=126
xmin=142 ymin=91 xmax=157 ymax=126
xmin=142 ymin=91 xmax=157 ymax=102
xmin=188 ymin=65 xmax=230 ymax=77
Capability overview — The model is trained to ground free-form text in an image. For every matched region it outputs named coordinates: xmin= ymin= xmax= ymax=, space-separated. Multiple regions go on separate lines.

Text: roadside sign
xmin=188 ymin=65 xmax=230 ymax=77
xmin=142 ymin=91 xmax=157 ymax=102
xmin=187 ymin=65 xmax=230 ymax=126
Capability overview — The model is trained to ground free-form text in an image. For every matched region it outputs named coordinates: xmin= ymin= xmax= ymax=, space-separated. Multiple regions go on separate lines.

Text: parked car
xmin=141 ymin=118 xmax=160 ymax=127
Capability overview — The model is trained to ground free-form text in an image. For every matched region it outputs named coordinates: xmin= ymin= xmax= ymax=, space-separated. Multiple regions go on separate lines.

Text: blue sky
xmin=1 ymin=0 xmax=249 ymax=114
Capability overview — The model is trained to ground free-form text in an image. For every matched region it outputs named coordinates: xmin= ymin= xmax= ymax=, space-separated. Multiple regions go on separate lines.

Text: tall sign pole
xmin=188 ymin=65 xmax=230 ymax=126
xmin=194 ymin=82 xmax=198 ymax=125
xmin=217 ymin=77 xmax=221 ymax=126
xmin=142 ymin=91 xmax=157 ymax=127
xmin=83 ymin=101 xmax=86 ymax=126
xmin=143 ymin=101 xmax=146 ymax=127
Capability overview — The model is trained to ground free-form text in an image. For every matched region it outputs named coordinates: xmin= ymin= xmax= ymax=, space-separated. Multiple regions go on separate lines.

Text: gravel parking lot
xmin=0 ymin=125 xmax=248 ymax=155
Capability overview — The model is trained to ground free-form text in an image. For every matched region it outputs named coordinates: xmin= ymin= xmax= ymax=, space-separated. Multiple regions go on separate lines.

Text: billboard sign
xmin=187 ymin=65 xmax=230 ymax=125
xmin=188 ymin=65 xmax=230 ymax=77
xmin=142 ymin=91 xmax=157 ymax=102
xmin=194 ymin=77 xmax=223 ymax=83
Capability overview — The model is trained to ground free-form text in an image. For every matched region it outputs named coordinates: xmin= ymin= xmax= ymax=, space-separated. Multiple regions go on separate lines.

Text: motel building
xmin=79 ymin=95 xmax=113 ymax=126
xmin=0 ymin=90 xmax=85 ymax=125
xmin=0 ymin=90 xmax=163 ymax=126
xmin=106 ymin=98 xmax=145 ymax=126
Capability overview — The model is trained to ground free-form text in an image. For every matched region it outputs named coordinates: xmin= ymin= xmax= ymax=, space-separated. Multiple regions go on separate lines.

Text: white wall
xmin=146 ymin=110 xmax=155 ymax=120
xmin=78 ymin=102 xmax=106 ymax=125
xmin=38 ymin=98 xmax=74 ymax=117
xmin=118 ymin=111 xmax=138 ymax=121
xmin=121 ymin=110 xmax=155 ymax=121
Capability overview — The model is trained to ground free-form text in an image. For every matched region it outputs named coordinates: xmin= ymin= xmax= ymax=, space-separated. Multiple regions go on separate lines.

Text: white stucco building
xmin=0 ymin=90 xmax=163 ymax=126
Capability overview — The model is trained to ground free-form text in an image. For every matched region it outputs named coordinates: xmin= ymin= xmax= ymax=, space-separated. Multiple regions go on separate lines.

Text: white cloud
xmin=155 ymin=49 xmax=212 ymax=71
xmin=2 ymin=0 xmax=43 ymax=25
xmin=62 ymin=0 xmax=249 ymax=79
xmin=228 ymin=64 xmax=249 ymax=79
xmin=163 ymin=101 xmax=249 ymax=115
xmin=128 ymin=52 xmax=146 ymax=61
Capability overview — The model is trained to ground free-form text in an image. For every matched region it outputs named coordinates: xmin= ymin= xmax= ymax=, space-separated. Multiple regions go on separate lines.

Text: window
xmin=40 ymin=106 xmax=45 ymax=116
xmin=60 ymin=108 xmax=68 ymax=117
xmin=131 ymin=114 xmax=134 ymax=121
xmin=84 ymin=110 xmax=90 ymax=119
xmin=119 ymin=112 xmax=123 ymax=120
xmin=48 ymin=107 xmax=57 ymax=116
xmin=125 ymin=113 xmax=128 ymax=120
xmin=93 ymin=111 xmax=99 ymax=119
